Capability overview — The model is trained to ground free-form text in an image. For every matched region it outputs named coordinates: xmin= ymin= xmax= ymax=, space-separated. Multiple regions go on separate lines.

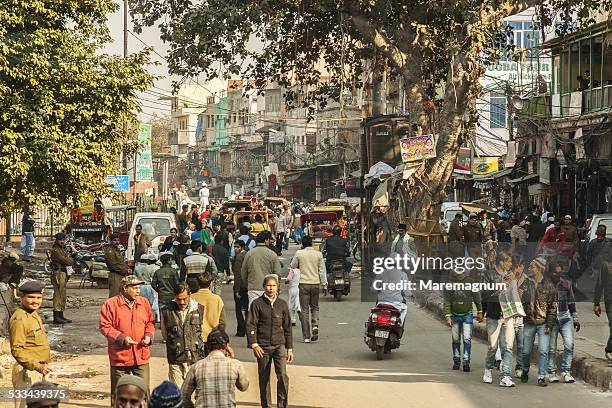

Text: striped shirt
xmin=183 ymin=253 xmax=213 ymax=276
xmin=182 ymin=350 xmax=249 ymax=408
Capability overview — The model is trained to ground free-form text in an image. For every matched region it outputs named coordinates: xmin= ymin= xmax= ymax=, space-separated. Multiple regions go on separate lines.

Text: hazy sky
xmin=105 ymin=1 xmax=181 ymax=119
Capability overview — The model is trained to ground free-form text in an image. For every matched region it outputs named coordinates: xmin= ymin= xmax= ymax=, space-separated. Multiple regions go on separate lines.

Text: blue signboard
xmin=106 ymin=175 xmax=130 ymax=193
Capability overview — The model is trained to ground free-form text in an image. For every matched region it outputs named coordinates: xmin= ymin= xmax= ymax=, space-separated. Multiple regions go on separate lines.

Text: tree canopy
xmin=132 ymin=1 xmax=609 ymax=218
xmin=0 ymin=0 xmax=153 ymax=213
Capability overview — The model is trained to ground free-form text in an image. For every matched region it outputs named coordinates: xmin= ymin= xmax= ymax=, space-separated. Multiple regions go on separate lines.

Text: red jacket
xmin=99 ymin=294 xmax=155 ymax=367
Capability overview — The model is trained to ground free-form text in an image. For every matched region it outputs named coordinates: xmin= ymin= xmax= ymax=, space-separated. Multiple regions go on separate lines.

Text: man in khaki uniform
xmin=49 ymin=233 xmax=74 ymax=324
xmin=9 ymin=280 xmax=52 ymax=408
xmin=104 ymin=233 xmax=130 ymax=298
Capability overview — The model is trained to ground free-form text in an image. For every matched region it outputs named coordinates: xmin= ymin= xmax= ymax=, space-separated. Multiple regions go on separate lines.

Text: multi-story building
xmin=516 ymin=13 xmax=612 ymax=220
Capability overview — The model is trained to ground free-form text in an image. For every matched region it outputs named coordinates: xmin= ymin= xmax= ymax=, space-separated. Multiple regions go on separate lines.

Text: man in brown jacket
xmin=104 ymin=233 xmax=130 ymax=298
xmin=49 ymin=233 xmax=74 ymax=324
xmin=133 ymin=224 xmax=151 ymax=263
xmin=448 ymin=213 xmax=464 ymax=258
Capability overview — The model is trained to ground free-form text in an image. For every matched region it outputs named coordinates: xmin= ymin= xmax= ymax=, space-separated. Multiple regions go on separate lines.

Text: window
xmin=490 ymin=92 xmax=507 ymax=128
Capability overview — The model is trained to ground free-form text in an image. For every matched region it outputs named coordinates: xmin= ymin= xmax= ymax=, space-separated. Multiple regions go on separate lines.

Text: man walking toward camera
xmin=247 ymin=275 xmax=293 ymax=408
xmin=99 ymin=275 xmax=155 ymax=405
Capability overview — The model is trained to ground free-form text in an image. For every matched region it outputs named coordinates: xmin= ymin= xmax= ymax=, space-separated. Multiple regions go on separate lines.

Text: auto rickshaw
xmin=233 ymin=210 xmax=270 ymax=236
xmin=300 ymin=212 xmax=339 ymax=251
xmin=310 ymin=205 xmax=348 ymax=239
xmin=104 ymin=205 xmax=137 ymax=245
xmin=264 ymin=197 xmax=290 ymax=209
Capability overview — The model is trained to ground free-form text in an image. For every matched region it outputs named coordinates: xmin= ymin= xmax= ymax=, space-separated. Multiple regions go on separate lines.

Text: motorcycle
xmin=364 ymin=303 xmax=403 ymax=360
xmin=326 ymin=260 xmax=351 ymax=301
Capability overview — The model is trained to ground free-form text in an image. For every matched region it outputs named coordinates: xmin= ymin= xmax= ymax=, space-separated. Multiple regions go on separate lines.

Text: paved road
xmin=218 ymin=244 xmax=611 ymax=407
xmin=5 ymin=243 xmax=608 ymax=407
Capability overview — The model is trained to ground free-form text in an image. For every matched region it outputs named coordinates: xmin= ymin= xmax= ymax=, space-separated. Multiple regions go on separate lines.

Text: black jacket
xmin=247 ymin=295 xmax=293 ymax=349
xmin=323 ymin=235 xmax=348 ymax=262
xmin=151 ymin=265 xmax=180 ymax=303
xmin=161 ymin=301 xmax=206 ymax=364
xmin=595 ymin=261 xmax=612 ymax=304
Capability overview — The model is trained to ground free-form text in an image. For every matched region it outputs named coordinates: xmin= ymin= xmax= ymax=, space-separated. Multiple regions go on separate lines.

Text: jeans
xmin=294 ymin=227 xmax=303 ymax=244
xmin=513 ymin=318 xmax=524 ymax=370
xmin=283 ymin=231 xmax=289 ymax=250
xmin=298 ymin=284 xmax=320 ymax=340
xmin=485 ymin=317 xmax=515 ymax=377
xmin=21 ymin=232 xmax=34 ymax=261
xmin=547 ymin=317 xmax=574 ymax=374
xmin=257 ymin=345 xmax=289 ymax=408
xmin=451 ymin=314 xmax=473 ymax=364
xmin=522 ymin=323 xmax=551 ymax=378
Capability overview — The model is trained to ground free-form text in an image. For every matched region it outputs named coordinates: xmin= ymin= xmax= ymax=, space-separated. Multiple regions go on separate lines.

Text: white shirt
xmin=276 ymin=216 xmax=287 ymax=234
xmin=199 ymin=187 xmax=209 ymax=199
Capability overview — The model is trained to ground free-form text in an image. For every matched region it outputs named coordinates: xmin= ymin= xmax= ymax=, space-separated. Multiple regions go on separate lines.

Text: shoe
xmin=452 ymin=362 xmax=460 ymax=370
xmin=606 ymin=352 xmax=612 ymax=367
xmin=520 ymin=371 xmax=529 ymax=383
xmin=549 ymin=373 xmax=559 ymax=383
xmin=60 ymin=312 xmax=72 ymax=324
xmin=499 ymin=376 xmax=516 ymax=387
xmin=235 ymin=333 xmax=245 ymax=337
xmin=463 ymin=364 xmax=470 ymax=372
xmin=537 ymin=378 xmax=548 ymax=387
xmin=292 ymin=322 xmax=297 ymax=327
xmin=515 ymin=369 xmax=523 ymax=378
xmin=561 ymin=372 xmax=575 ymax=383
xmin=53 ymin=311 xmax=66 ymax=325
xmin=304 ymin=339 xmax=311 ymax=343
xmin=495 ymin=360 xmax=501 ymax=370
xmin=311 ymin=326 xmax=319 ymax=342
xmin=483 ymin=369 xmax=493 ymax=384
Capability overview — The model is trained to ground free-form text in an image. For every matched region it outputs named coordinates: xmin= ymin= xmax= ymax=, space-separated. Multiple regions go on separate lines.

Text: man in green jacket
xmin=443 ymin=270 xmax=483 ymax=372
xmin=241 ymin=231 xmax=281 ymax=308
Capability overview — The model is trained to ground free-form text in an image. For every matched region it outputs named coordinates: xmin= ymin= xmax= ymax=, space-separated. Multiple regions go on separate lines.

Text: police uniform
xmin=104 ymin=235 xmax=130 ymax=298
xmin=9 ymin=281 xmax=51 ymax=408
xmin=50 ymin=233 xmax=74 ymax=324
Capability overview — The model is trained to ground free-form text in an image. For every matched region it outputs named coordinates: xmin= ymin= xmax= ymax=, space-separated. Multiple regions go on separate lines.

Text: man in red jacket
xmin=99 ymin=275 xmax=155 ymax=406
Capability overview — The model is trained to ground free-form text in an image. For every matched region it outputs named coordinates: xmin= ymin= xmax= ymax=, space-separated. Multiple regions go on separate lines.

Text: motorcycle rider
xmin=375 ymin=252 xmax=409 ymax=324
xmin=322 ymin=226 xmax=351 ymax=274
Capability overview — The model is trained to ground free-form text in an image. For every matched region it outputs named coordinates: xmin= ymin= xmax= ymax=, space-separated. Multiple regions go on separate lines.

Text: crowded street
xmin=0 ymin=241 xmax=610 ymax=407
xmin=3 ymin=1 xmax=612 ymax=408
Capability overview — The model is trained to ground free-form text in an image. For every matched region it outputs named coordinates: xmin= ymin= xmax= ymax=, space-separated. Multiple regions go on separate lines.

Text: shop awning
xmin=508 ymin=174 xmax=539 ymax=185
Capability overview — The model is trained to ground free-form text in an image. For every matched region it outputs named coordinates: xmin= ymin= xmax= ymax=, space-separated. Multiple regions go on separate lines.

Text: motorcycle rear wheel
xmin=375 ymin=344 xmax=385 ymax=360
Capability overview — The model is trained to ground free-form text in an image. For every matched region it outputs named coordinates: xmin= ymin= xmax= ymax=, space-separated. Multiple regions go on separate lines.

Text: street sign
xmin=106 ymin=175 xmax=130 ymax=193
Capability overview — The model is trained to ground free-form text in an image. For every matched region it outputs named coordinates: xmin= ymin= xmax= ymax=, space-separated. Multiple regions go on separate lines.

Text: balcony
xmin=552 ymin=85 xmax=612 ymax=117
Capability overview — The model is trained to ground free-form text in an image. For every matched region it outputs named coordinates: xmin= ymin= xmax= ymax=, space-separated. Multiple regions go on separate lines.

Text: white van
xmin=440 ymin=202 xmax=467 ymax=233
xmin=127 ymin=212 xmax=177 ymax=261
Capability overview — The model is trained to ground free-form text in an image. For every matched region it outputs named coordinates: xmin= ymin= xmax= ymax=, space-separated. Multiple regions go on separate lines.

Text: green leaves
xmin=0 ymin=0 xmax=153 ymax=214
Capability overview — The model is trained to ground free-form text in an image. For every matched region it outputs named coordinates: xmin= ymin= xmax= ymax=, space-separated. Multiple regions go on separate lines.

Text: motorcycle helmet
xmin=332 ymin=225 xmax=342 ymax=235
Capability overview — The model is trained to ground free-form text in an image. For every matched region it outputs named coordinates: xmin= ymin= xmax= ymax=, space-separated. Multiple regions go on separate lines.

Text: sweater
xmin=241 ymin=244 xmax=281 ymax=291
xmin=442 ymin=276 xmax=483 ymax=318
xmin=191 ymin=289 xmax=226 ymax=342
xmin=246 ymin=295 xmax=293 ymax=349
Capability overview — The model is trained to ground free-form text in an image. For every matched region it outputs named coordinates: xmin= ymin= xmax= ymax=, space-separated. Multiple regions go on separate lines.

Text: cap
xmin=18 ymin=280 xmax=45 ymax=294
xmin=469 ymin=212 xmax=478 ymax=219
xmin=140 ymin=254 xmax=149 ymax=261
xmin=564 ymin=215 xmax=572 ymax=220
xmin=148 ymin=253 xmax=158 ymax=261
xmin=243 ymin=222 xmax=252 ymax=229
xmin=53 ymin=232 xmax=66 ymax=240
xmin=122 ymin=275 xmax=144 ymax=287
xmin=149 ymin=381 xmax=183 ymax=408
xmin=548 ymin=216 xmax=555 ymax=222
xmin=532 ymin=257 xmax=547 ymax=270
xmin=116 ymin=374 xmax=147 ymax=394
xmin=398 ymin=223 xmax=407 ymax=230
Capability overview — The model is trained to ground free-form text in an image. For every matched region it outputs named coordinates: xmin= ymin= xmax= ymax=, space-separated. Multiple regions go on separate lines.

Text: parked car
xmin=126 ymin=212 xmax=177 ymax=262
